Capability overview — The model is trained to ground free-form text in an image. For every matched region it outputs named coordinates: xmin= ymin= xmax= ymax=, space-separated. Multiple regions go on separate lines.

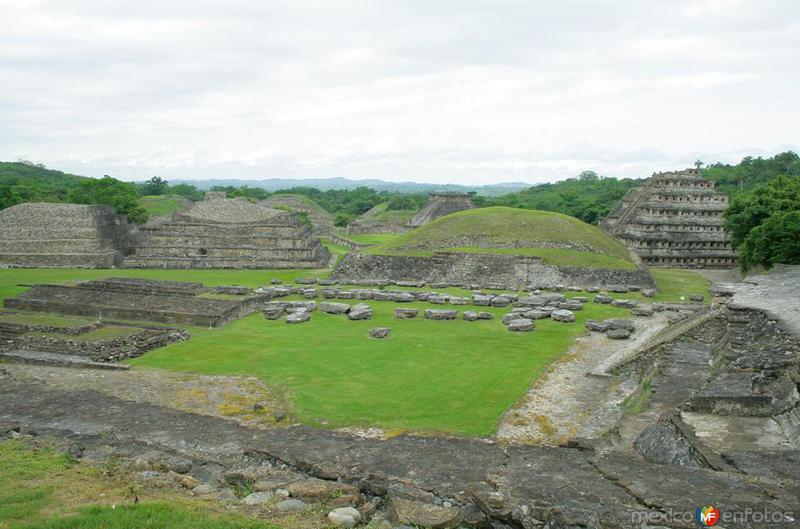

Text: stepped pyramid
xmin=407 ymin=193 xmax=474 ymax=227
xmin=0 ymin=203 xmax=136 ymax=268
xmin=124 ymin=194 xmax=330 ymax=269
xmin=602 ymin=168 xmax=737 ymax=268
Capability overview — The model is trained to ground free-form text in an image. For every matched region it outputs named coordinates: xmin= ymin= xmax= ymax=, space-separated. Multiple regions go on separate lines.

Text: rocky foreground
xmin=2 ymin=269 xmax=800 ymax=529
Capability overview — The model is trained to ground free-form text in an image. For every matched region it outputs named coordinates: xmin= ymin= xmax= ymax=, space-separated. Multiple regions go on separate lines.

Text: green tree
xmin=69 ymin=176 xmax=148 ymax=224
xmin=140 ymin=176 xmax=169 ymax=196
xmin=724 ymin=175 xmax=800 ymax=271
xmin=334 ymin=212 xmax=354 ymax=227
xmin=0 ymin=185 xmax=23 ymax=209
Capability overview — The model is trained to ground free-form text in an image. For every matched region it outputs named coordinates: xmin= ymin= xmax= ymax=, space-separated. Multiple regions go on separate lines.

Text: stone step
xmin=0 ymin=350 xmax=130 ymax=370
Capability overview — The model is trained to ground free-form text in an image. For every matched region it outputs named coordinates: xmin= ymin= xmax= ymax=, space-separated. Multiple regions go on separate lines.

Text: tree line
xmin=2 ymin=152 xmax=798 ymax=270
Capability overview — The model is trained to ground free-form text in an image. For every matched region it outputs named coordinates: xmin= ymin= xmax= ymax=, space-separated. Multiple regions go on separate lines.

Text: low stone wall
xmin=330 ymin=252 xmax=655 ymax=289
xmin=16 ymin=326 xmax=190 ymax=362
xmin=5 ymin=280 xmax=269 ymax=328
xmin=327 ymin=234 xmax=370 ymax=250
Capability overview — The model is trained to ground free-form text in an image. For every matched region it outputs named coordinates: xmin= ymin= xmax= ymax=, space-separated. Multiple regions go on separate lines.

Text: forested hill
xmin=0 ymin=161 xmax=89 ymax=207
xmin=703 ymin=151 xmax=799 ymax=197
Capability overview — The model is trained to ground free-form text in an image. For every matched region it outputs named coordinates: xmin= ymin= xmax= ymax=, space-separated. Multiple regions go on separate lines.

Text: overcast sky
xmin=1 ymin=0 xmax=798 ymax=185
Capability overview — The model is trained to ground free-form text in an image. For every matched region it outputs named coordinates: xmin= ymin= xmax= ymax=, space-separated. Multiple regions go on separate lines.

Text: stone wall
xmin=259 ymin=195 xmax=334 ymax=236
xmin=407 ymin=193 xmax=475 ymax=227
xmin=4 ymin=279 xmax=268 ymax=328
xmin=0 ymin=203 xmax=137 ymax=268
xmin=602 ymin=169 xmax=737 ymax=268
xmin=14 ymin=325 xmax=189 ymax=362
xmin=330 ymin=252 xmax=655 ymax=289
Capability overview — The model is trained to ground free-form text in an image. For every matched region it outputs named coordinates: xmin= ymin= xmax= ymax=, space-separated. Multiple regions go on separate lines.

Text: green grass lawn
xmin=139 ymin=195 xmax=191 ymax=217
xmin=0 ymin=267 xmax=711 ymax=436
xmin=131 ymin=294 xmax=629 ymax=436
xmin=0 ymin=440 xmax=277 ymax=529
xmin=367 ymin=207 xmax=638 ymax=269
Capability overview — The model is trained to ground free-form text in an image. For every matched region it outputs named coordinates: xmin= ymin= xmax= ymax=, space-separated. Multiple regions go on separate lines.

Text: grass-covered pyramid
xmin=367 ymin=206 xmax=637 ymax=269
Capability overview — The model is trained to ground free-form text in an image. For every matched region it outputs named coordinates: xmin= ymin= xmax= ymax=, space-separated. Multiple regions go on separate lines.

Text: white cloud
xmin=0 ymin=0 xmax=798 ymax=185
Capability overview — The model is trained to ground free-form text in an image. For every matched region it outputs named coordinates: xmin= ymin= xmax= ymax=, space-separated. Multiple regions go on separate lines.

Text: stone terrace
xmin=4 ymin=278 xmax=267 ymax=327
xmin=0 ymin=203 xmax=136 ymax=268
xmin=124 ymin=196 xmax=330 ymax=269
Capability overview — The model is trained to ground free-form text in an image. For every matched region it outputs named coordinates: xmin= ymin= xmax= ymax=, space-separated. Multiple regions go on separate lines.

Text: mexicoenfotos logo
xmin=696 ymin=505 xmax=720 ymax=527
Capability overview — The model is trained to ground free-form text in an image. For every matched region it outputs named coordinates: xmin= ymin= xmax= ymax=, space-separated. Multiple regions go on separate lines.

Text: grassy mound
xmin=368 ymin=207 xmax=637 ymax=269
xmin=139 ymin=195 xmax=191 ymax=217
xmin=358 ymin=202 xmax=416 ymax=224
xmin=262 ymin=193 xmax=332 ymax=216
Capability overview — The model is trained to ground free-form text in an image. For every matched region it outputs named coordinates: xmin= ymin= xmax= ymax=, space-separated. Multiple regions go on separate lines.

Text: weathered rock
xmin=604 ymin=318 xmax=635 ymax=330
xmin=572 ymin=296 xmax=589 ymax=303
xmin=192 ymin=484 xmax=216 ymax=495
xmin=321 ymin=302 xmax=351 ymax=315
xmin=508 ymin=319 xmax=534 ymax=332
xmin=607 ymin=285 xmax=629 ymax=293
xmin=424 ymin=309 xmax=457 ymax=320
xmin=428 ymin=296 xmax=446 ymax=304
xmin=288 ymin=478 xmax=358 ymax=501
xmin=276 ymin=499 xmax=308 ymax=513
xmin=348 ymin=304 xmax=373 ymax=320
xmin=393 ymin=292 xmax=415 ymax=303
xmin=541 ymin=293 xmax=566 ymax=303
xmin=585 ymin=320 xmax=610 ymax=332
xmin=448 ymin=296 xmax=469 ymax=305
xmin=477 ymin=312 xmax=494 ymax=320
xmin=328 ymin=507 xmax=362 ymax=528
xmin=369 ymin=327 xmax=391 ymax=338
xmin=689 ymin=294 xmax=705 ymax=302
xmin=642 ymin=288 xmax=657 ymax=298
xmin=302 ymin=288 xmax=318 ymax=299
xmin=611 ymin=299 xmax=638 ymax=308
xmin=462 ymin=311 xmax=479 ymax=321
xmin=321 ymin=289 xmax=340 ymax=299
xmin=472 ymin=294 xmax=494 ymax=306
xmin=355 ymin=290 xmax=374 ymax=300
xmin=286 ymin=310 xmax=311 ymax=323
xmin=523 ymin=309 xmax=549 ymax=320
xmin=501 ymin=313 xmax=518 ymax=325
xmin=594 ymin=294 xmax=613 ymax=304
xmin=242 ymin=491 xmax=273 ymax=505
xmin=551 ymin=309 xmax=575 ymax=323
xmin=337 ymin=291 xmax=355 ymax=299
xmin=606 ymin=328 xmax=632 ymax=339
xmin=180 ymin=475 xmax=199 ymax=489
xmin=394 ymin=308 xmax=419 ymax=319
xmin=560 ymin=300 xmax=583 ymax=311
xmin=490 ymin=297 xmax=510 ymax=307
xmin=631 ymin=307 xmax=654 ymax=317
xmin=387 ymin=497 xmax=462 ymax=529
xmin=262 ymin=306 xmax=284 ymax=320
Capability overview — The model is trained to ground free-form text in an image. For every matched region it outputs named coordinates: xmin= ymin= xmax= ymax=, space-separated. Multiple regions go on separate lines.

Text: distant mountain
xmin=167 ymin=177 xmax=531 ymax=196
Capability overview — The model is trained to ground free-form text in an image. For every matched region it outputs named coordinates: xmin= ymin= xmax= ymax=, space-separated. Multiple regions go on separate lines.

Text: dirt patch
xmin=496 ymin=312 xmax=672 ymax=445
xmin=5 ymin=365 xmax=291 ymax=429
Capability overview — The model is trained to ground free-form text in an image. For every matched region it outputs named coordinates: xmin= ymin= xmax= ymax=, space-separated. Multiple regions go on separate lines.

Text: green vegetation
xmin=648 ymin=268 xmax=710 ymax=303
xmin=621 ymin=370 xmax=654 ymax=416
xmin=367 ymin=207 xmax=637 ymax=269
xmin=0 ymin=311 xmax=98 ymax=328
xmin=131 ymin=293 xmax=628 ymax=436
xmin=702 ymin=151 xmax=799 ymax=198
xmin=139 ymin=195 xmax=190 ymax=217
xmin=0 ymin=267 xmax=708 ymax=436
xmin=0 ymin=439 xmax=277 ymax=529
xmin=67 ymin=176 xmax=148 ymax=224
xmin=723 ymin=175 xmax=800 ymax=271
xmin=479 ymin=170 xmax=639 ymax=224
xmin=0 ymin=162 xmax=89 ymax=209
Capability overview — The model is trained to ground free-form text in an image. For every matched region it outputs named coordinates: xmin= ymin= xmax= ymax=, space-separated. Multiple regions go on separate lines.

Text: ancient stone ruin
xmin=0 ymin=203 xmax=137 ymax=268
xmin=124 ymin=194 xmax=330 ymax=269
xmin=5 ymin=278 xmax=267 ymax=327
xmin=602 ymin=168 xmax=737 ymax=268
xmin=259 ymin=194 xmax=334 ymax=236
xmin=407 ymin=192 xmax=475 ymax=227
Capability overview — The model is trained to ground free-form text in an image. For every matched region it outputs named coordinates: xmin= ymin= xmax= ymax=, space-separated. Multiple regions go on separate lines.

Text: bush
xmin=69 ymin=176 xmax=149 ymax=224
xmin=724 ymin=175 xmax=800 ymax=271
